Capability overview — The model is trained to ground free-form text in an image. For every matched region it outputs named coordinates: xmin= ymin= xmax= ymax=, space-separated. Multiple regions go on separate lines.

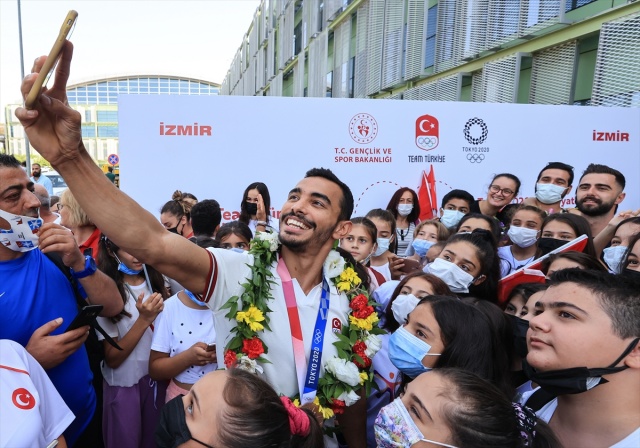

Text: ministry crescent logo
xmin=349 ymin=113 xmax=379 ymax=144
xmin=463 ymin=118 xmax=488 ymax=145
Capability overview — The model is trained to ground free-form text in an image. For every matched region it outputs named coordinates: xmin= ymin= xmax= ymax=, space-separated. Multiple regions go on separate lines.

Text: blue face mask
xmin=389 ymin=326 xmax=441 ymax=378
xmin=375 ymin=238 xmax=391 ymax=256
xmin=183 ymin=289 xmax=207 ymax=307
xmin=115 ymin=254 xmax=143 ymax=275
xmin=412 ymin=239 xmax=435 ymax=257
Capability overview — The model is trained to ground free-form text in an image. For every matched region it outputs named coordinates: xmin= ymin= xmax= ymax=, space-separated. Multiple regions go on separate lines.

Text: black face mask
xmin=506 ymin=314 xmax=530 ymax=359
xmin=155 ymin=394 xmax=213 ymax=448
xmin=537 ymin=237 xmax=567 ymax=256
xmin=523 ymin=337 xmax=639 ymax=396
xmin=622 ymin=268 xmax=640 ymax=281
xmin=245 ymin=202 xmax=258 ymax=216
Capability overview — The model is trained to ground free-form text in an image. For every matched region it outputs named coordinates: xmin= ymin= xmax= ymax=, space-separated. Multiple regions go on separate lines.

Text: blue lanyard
xmin=302 ymin=278 xmax=331 ymax=400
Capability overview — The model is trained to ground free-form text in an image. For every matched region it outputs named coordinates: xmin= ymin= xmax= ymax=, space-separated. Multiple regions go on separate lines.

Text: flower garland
xmin=221 ymin=231 xmax=385 ymax=419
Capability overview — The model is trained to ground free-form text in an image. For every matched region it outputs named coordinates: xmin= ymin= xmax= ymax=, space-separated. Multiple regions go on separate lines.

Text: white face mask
xmin=397 ymin=204 xmax=413 ymax=217
xmin=426 ymin=258 xmax=475 ymax=293
xmin=507 ymin=226 xmax=539 ymax=248
xmin=603 ymin=245 xmax=627 ymax=274
xmin=375 ymin=238 xmax=391 ymax=256
xmin=535 ymin=183 xmax=566 ymax=204
xmin=440 ymin=209 xmax=465 ymax=229
xmin=392 ymin=293 xmax=420 ymax=325
xmin=0 ymin=208 xmax=43 ymax=252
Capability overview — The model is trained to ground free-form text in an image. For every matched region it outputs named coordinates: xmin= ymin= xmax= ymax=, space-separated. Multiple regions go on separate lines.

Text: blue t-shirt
xmin=0 ymin=250 xmax=95 ymax=445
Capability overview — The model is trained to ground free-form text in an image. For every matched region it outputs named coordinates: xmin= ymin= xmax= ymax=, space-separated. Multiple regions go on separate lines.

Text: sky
xmin=0 ymin=0 xmax=261 ymax=119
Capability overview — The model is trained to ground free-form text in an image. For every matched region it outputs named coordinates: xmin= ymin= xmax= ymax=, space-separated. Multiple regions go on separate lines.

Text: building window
xmin=565 ymin=0 xmax=597 ymax=12
xmin=81 ymin=125 xmax=96 ymax=138
xmin=98 ymin=125 xmax=118 ymax=138
xmin=326 ymin=71 xmax=333 ymax=97
xmin=85 ymin=110 xmax=92 ymax=122
xmin=425 ymin=6 xmax=437 ymax=68
xmin=97 ymin=110 xmax=118 ymax=122
xmin=348 ymin=57 xmax=355 ymax=98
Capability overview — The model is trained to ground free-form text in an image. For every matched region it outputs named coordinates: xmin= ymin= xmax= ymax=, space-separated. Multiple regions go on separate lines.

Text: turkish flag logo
xmin=12 ymin=388 xmax=36 ymax=410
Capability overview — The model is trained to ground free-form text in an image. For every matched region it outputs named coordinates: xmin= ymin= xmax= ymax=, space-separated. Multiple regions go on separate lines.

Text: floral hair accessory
xmin=511 ymin=402 xmax=537 ymax=447
xmin=280 ymin=396 xmax=311 ymax=437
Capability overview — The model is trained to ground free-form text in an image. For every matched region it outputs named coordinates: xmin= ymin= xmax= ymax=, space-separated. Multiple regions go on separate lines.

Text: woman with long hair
xmin=96 ymin=236 xmax=169 ymax=448
xmin=386 ymin=187 xmax=421 ymax=256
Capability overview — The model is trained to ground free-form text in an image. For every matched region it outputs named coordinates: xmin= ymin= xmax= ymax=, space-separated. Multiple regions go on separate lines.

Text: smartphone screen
xmin=24 ymin=10 xmax=78 ymax=109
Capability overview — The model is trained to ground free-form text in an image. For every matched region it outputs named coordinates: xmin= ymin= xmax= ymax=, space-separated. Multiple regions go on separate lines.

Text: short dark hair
xmin=491 ymin=173 xmax=521 ymax=197
xmin=547 ymin=269 xmax=640 ymax=339
xmin=541 ymin=251 xmax=608 ymax=274
xmin=441 ymin=189 xmax=474 ymax=209
xmin=218 ymin=368 xmax=324 ymax=448
xmin=386 ymin=187 xmax=420 ymax=223
xmin=0 ymin=154 xmax=21 ymax=169
xmin=579 ymin=163 xmax=626 ymax=190
xmin=456 ymin=213 xmax=502 ymax=244
xmin=305 ymin=168 xmax=353 ymax=221
xmin=190 ymin=199 xmax=222 ymax=237
xmin=350 ymin=216 xmax=378 ymax=245
xmin=215 ymin=221 xmax=253 ymax=246
xmin=537 ymin=162 xmax=574 ymax=186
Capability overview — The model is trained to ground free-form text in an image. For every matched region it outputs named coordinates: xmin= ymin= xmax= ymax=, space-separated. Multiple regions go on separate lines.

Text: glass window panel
xmin=149 ymin=79 xmax=158 ymax=87
xmin=139 ymin=78 xmax=149 ymax=87
xmin=98 ymin=93 xmax=108 ymax=102
xmin=108 ymin=81 xmax=117 ymax=87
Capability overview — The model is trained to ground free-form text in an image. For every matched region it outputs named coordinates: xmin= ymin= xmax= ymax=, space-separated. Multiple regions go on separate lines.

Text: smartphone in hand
xmin=65 ymin=304 xmax=103 ymax=332
xmin=398 ymin=257 xmax=422 ymax=274
xmin=24 ymin=10 xmax=78 ymax=109
xmin=205 ymin=343 xmax=216 ymax=352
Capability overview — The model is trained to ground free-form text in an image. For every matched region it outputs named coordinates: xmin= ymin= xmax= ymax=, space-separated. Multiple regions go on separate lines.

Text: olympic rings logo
xmin=463 ymin=118 xmax=489 ymax=145
xmin=417 ymin=136 xmax=437 ymax=147
xmin=467 ymin=154 xmax=485 ymax=163
xmin=313 ymin=329 xmax=323 ymax=345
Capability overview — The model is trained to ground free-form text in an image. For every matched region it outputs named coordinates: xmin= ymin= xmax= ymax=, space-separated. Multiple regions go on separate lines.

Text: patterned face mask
xmin=374 ymin=398 xmax=459 ymax=448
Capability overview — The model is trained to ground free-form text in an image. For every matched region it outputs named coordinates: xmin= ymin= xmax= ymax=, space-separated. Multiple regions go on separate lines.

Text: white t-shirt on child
xmin=151 ymin=294 xmax=217 ymax=384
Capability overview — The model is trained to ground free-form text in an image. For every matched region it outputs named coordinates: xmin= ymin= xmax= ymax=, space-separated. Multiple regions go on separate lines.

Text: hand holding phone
xmin=65 ymin=304 xmax=103 ymax=332
xmin=24 ymin=10 xmax=78 ymax=110
xmin=205 ymin=343 xmax=216 ymax=352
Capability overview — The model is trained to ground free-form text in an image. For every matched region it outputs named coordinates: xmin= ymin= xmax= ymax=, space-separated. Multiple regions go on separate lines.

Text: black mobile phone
xmin=206 ymin=343 xmax=216 ymax=352
xmin=65 ymin=304 xmax=103 ymax=332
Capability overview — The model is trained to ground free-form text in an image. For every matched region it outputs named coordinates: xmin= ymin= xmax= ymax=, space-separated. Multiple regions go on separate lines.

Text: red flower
xmin=353 ymin=305 xmax=374 ymax=320
xmin=350 ymin=294 xmax=368 ymax=311
xmin=242 ymin=337 xmax=265 ymax=359
xmin=352 ymin=341 xmax=371 ymax=368
xmin=331 ymin=398 xmax=346 ymax=415
xmin=353 ymin=340 xmax=367 ymax=354
xmin=224 ymin=350 xmax=238 ymax=368
xmin=353 ymin=353 xmax=372 ymax=369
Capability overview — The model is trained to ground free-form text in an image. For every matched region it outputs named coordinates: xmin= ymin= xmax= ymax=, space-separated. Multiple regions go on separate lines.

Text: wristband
xmin=70 ymin=255 xmax=97 ymax=279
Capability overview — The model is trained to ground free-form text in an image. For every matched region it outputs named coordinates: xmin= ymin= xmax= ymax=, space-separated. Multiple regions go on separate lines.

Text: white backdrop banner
xmin=118 ymin=96 xmax=640 ymax=222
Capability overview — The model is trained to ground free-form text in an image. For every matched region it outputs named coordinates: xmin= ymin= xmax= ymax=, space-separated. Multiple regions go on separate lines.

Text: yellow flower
xmin=314 ymin=396 xmax=335 ymax=419
xmin=236 ymin=306 xmax=265 ymax=332
xmin=359 ymin=372 xmax=369 ymax=385
xmin=336 ymin=280 xmax=352 ymax=292
xmin=349 ymin=313 xmax=380 ymax=331
xmin=292 ymin=398 xmax=300 ymax=407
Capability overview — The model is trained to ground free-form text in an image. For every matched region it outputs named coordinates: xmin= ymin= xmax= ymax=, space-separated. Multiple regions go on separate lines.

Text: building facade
xmin=220 ymin=0 xmax=639 ymax=108
xmin=4 ymin=75 xmax=220 ymax=160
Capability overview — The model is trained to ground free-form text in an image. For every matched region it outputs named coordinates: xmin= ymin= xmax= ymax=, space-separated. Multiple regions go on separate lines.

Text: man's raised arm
xmin=15 ymin=41 xmax=211 ymax=295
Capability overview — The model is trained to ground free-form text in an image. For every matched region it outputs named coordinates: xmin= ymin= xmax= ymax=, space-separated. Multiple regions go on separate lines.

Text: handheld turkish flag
xmin=418 ymin=165 xmax=437 ymax=221
xmin=497 ymin=235 xmax=589 ymax=303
